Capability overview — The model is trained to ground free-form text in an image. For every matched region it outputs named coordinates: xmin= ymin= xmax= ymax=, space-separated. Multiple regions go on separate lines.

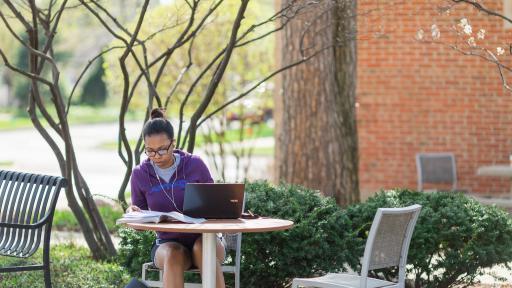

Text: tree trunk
xmin=19 ymin=1 xmax=116 ymax=259
xmin=276 ymin=0 xmax=359 ymax=206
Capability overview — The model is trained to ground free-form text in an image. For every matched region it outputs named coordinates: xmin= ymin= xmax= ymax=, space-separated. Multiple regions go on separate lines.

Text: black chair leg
xmin=43 ymin=245 xmax=52 ymax=288
xmin=44 ymin=265 xmax=52 ymax=288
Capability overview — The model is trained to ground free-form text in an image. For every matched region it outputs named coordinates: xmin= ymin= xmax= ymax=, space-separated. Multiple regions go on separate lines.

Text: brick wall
xmin=357 ymin=0 xmax=512 ymax=198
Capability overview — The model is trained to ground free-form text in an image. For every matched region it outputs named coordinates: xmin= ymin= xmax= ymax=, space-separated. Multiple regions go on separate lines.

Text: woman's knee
xmin=192 ymin=237 xmax=225 ymax=262
xmin=192 ymin=237 xmax=203 ymax=256
xmin=156 ymin=242 xmax=191 ymax=268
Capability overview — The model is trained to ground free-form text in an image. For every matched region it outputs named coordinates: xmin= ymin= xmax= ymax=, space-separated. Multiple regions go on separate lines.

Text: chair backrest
xmin=360 ymin=204 xmax=422 ymax=288
xmin=0 ymin=170 xmax=66 ymax=258
xmin=220 ymin=232 xmax=242 ymax=288
xmin=416 ymin=152 xmax=457 ymax=191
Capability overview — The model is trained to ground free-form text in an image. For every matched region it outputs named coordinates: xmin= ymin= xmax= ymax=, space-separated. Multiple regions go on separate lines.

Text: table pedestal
xmin=202 ymin=233 xmax=217 ymax=288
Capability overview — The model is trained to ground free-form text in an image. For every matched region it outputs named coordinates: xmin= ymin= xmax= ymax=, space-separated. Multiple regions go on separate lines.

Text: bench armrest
xmin=0 ymin=218 xmax=49 ymax=229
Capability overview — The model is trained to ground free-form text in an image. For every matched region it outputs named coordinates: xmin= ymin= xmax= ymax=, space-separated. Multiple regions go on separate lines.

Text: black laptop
xmin=183 ymin=183 xmax=245 ymax=219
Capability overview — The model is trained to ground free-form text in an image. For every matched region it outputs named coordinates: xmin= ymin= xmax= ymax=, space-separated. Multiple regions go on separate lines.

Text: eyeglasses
xmin=145 ymin=142 xmax=173 ymax=157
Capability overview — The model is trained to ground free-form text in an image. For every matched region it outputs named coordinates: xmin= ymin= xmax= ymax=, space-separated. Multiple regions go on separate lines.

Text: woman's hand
xmin=126 ymin=205 xmax=142 ymax=213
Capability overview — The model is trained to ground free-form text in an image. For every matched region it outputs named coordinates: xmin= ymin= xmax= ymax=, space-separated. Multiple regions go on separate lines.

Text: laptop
xmin=183 ymin=183 xmax=245 ymax=219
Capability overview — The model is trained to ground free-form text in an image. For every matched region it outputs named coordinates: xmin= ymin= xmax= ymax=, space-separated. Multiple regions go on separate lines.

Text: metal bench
xmin=0 ymin=169 xmax=67 ymax=288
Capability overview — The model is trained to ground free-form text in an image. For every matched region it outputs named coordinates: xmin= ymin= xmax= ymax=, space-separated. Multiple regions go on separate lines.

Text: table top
xmin=124 ymin=217 xmax=294 ymax=233
xmin=477 ymin=165 xmax=512 ymax=177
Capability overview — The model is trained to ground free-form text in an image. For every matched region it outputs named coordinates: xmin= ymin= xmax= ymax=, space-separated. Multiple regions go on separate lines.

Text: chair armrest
xmin=0 ymin=218 xmax=49 ymax=229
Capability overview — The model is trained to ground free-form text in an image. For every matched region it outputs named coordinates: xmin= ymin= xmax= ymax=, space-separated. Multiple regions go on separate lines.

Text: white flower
xmin=459 ymin=18 xmax=469 ymax=28
xmin=497 ymin=47 xmax=505 ymax=55
xmin=467 ymin=37 xmax=476 ymax=47
xmin=463 ymin=24 xmax=472 ymax=35
xmin=477 ymin=29 xmax=485 ymax=40
xmin=458 ymin=18 xmax=472 ymax=35
xmin=415 ymin=29 xmax=425 ymax=40
xmin=431 ymin=24 xmax=441 ymax=40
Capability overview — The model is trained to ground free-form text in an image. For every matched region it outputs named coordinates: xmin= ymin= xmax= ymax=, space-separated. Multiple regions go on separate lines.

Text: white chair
xmin=292 ymin=204 xmax=422 ymax=288
xmin=416 ymin=152 xmax=457 ymax=192
xmin=141 ymin=232 xmax=242 ymax=288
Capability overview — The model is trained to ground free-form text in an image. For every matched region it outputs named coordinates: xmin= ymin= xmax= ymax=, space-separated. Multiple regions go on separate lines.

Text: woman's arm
xmin=130 ymin=169 xmax=149 ymax=210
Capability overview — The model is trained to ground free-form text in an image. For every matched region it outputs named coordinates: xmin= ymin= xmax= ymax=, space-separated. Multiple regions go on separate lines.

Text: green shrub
xmin=241 ymin=181 xmax=359 ymax=288
xmin=0 ymin=244 xmax=131 ymax=287
xmin=80 ymin=57 xmax=108 ymax=106
xmin=116 ymin=181 xmax=359 ymax=287
xmin=346 ymin=189 xmax=512 ymax=288
xmin=52 ymin=205 xmax=123 ymax=234
xmin=52 ymin=209 xmax=79 ymax=231
xmin=117 ymin=227 xmax=156 ymax=276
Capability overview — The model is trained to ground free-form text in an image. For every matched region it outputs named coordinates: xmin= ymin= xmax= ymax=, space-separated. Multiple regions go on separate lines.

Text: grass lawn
xmin=98 ymin=123 xmax=275 ymax=156
xmin=0 ymin=160 xmax=14 ymax=168
xmin=0 ymin=106 xmax=144 ymax=131
xmin=230 ymin=146 xmax=274 ymax=156
xmin=53 ymin=205 xmax=123 ymax=234
xmin=0 ymin=244 xmax=131 ymax=288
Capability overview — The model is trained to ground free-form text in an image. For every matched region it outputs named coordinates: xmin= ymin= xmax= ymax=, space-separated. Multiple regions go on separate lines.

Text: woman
xmin=126 ymin=108 xmax=225 ymax=288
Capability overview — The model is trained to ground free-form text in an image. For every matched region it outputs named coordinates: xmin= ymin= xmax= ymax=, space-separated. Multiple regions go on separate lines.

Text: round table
xmin=125 ymin=218 xmax=293 ymax=288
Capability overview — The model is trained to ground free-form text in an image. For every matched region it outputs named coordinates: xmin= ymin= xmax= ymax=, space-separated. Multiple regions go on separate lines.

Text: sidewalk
xmin=51 ymin=231 xmax=121 ymax=248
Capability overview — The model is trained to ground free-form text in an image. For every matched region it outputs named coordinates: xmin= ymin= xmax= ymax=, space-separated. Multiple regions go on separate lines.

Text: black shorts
xmin=150 ymin=236 xmax=226 ymax=266
xmin=151 ymin=238 xmax=196 ymax=266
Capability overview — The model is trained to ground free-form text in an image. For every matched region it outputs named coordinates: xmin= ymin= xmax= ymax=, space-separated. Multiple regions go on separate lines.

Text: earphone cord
xmin=153 ymin=157 xmax=182 ymax=213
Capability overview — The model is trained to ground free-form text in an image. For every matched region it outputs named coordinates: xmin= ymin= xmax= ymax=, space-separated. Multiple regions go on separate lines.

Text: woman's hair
xmin=142 ymin=108 xmax=174 ymax=140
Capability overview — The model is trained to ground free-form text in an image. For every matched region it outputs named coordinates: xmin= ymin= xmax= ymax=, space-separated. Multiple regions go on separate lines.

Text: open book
xmin=116 ymin=210 xmax=206 ymax=224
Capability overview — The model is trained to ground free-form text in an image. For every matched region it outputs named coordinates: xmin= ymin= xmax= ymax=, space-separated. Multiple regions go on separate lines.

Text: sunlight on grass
xmin=0 ymin=106 xmax=144 ymax=131
xmin=0 ymin=160 xmax=14 ymax=167
xmin=97 ymin=123 xmax=275 ymax=155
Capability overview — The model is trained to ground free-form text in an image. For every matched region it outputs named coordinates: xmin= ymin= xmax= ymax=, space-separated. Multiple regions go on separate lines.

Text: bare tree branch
xmin=0 ymin=49 xmax=52 ymax=86
xmin=197 ymin=45 xmax=332 ymax=127
xmin=185 ymin=0 xmax=250 ymax=152
xmin=452 ymin=0 xmax=512 ymax=24
xmin=4 ymin=0 xmax=32 ymax=30
xmin=176 ymin=0 xmax=314 ymax=148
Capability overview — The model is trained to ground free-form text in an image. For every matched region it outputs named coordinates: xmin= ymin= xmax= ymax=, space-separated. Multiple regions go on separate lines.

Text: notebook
xmin=116 ymin=210 xmax=205 ymax=224
xmin=183 ymin=183 xmax=245 ymax=219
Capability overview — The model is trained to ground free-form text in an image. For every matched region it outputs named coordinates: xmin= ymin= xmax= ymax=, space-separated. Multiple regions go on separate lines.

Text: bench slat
xmin=0 ymin=170 xmax=64 ymax=258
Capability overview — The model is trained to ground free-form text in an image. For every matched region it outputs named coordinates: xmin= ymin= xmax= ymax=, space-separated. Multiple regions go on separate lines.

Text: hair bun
xmin=150 ymin=108 xmax=166 ymax=120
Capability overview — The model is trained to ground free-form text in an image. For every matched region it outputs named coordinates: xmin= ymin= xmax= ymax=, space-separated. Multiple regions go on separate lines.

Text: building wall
xmin=357 ymin=0 xmax=512 ymax=198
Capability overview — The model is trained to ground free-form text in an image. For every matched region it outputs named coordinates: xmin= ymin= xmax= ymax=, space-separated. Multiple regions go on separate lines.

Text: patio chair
xmin=0 ymin=169 xmax=67 ymax=288
xmin=292 ymin=204 xmax=422 ymax=288
xmin=141 ymin=232 xmax=242 ymax=288
xmin=416 ymin=152 xmax=457 ymax=191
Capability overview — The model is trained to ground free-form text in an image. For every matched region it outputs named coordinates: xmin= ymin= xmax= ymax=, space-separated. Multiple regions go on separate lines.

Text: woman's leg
xmin=192 ymin=237 xmax=226 ymax=288
xmin=154 ymin=242 xmax=192 ymax=288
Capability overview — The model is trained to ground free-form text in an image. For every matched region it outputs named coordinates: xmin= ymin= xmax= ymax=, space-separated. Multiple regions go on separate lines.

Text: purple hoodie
xmin=130 ymin=150 xmax=213 ymax=241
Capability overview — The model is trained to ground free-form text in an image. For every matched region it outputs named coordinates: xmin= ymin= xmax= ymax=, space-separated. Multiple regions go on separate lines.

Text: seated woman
xmin=126 ymin=108 xmax=225 ymax=288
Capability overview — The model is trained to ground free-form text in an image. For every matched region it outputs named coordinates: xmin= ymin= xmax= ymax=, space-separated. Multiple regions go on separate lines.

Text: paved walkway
xmin=0 ymin=122 xmax=273 ymax=209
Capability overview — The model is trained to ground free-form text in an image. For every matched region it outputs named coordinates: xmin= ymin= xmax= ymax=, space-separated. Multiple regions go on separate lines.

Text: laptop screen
xmin=183 ymin=183 xmax=245 ymax=219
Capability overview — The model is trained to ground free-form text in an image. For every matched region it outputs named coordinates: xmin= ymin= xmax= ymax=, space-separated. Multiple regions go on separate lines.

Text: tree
xmin=12 ymin=38 xmax=30 ymax=109
xmin=276 ymin=0 xmax=359 ymax=206
xmin=79 ymin=0 xmax=331 ymax=207
xmin=0 ymin=0 xmax=332 ymax=260
xmin=103 ymin=0 xmax=275 ymax=182
xmin=80 ymin=56 xmax=108 ymax=106
xmin=0 ymin=1 xmax=116 ymax=259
